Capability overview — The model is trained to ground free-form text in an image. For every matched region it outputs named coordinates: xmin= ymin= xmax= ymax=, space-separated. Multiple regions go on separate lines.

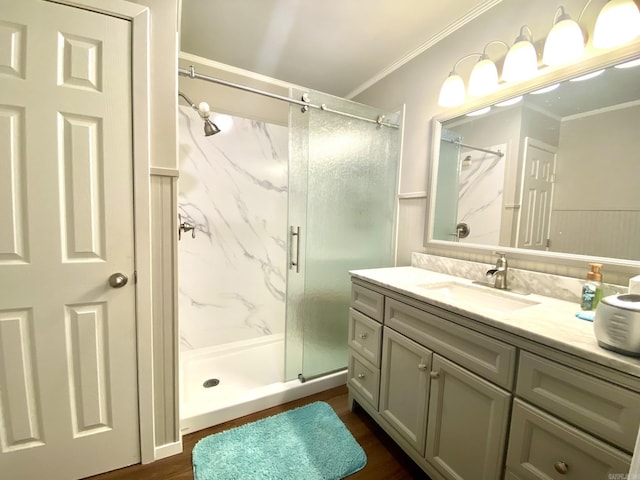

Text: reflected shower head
xmin=178 ymin=91 xmax=221 ymax=137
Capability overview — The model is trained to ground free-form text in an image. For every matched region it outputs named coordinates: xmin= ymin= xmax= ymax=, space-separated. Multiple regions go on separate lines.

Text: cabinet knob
xmin=554 ymin=461 xmax=569 ymax=474
xmin=359 ymin=332 xmax=368 ymax=339
xmin=417 ymin=363 xmax=428 ymax=371
xmin=357 ymin=373 xmax=365 ymax=379
xmin=429 ymin=371 xmax=440 ymax=378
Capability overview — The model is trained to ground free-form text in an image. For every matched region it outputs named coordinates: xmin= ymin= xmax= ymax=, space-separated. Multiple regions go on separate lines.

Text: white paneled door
xmin=0 ymin=1 xmax=140 ymax=478
xmin=517 ymin=138 xmax=557 ymax=251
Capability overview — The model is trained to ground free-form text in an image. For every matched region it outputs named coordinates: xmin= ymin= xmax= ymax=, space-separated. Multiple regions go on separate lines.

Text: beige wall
xmin=555 ymin=104 xmax=640 ymax=210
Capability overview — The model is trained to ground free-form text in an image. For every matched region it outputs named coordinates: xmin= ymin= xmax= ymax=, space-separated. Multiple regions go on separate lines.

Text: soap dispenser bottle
xmin=581 ymin=263 xmax=603 ymax=311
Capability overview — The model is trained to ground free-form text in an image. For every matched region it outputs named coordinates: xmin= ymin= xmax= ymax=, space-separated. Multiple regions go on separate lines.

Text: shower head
xmin=203 ymin=118 xmax=221 ymax=136
xmin=178 ymin=91 xmax=221 ymax=137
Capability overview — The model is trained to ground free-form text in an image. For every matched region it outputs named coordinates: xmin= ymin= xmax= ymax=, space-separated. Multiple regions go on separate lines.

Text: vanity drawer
xmin=351 ymin=283 xmax=384 ymax=322
xmin=516 ymin=351 xmax=640 ymax=452
xmin=348 ymin=351 xmax=380 ymax=410
xmin=506 ymin=399 xmax=631 ymax=480
xmin=348 ymin=308 xmax=382 ymax=367
xmin=384 ymin=298 xmax=516 ymax=389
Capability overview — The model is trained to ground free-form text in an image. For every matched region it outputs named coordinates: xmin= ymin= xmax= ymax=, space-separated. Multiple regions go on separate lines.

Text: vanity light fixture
xmin=542 ymin=6 xmax=585 ymax=66
xmin=438 ymin=53 xmax=482 ymax=107
xmin=593 ymin=0 xmax=640 ymax=49
xmin=438 ymin=1 xmax=639 ymax=109
xmin=502 ymin=26 xmax=538 ymax=83
xmin=468 ymin=41 xmax=509 ymax=97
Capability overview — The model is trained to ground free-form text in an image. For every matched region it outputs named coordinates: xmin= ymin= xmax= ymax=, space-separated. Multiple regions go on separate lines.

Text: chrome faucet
xmin=486 ymin=252 xmax=508 ymax=290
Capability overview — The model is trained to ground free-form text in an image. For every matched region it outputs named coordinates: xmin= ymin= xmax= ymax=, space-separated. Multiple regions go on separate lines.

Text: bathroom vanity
xmin=347 ymin=266 xmax=640 ymax=480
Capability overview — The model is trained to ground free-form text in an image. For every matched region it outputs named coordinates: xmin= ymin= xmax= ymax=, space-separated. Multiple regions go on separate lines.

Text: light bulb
xmin=503 ymin=40 xmax=538 ymax=82
xmin=468 ymin=57 xmax=499 ymax=97
xmin=543 ymin=10 xmax=585 ymax=66
xmin=593 ymin=0 xmax=640 ymax=49
xmin=438 ymin=73 xmax=466 ymax=107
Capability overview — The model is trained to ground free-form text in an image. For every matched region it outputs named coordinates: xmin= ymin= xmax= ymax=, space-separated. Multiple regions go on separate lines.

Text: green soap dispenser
xmin=581 ymin=263 xmax=603 ymax=311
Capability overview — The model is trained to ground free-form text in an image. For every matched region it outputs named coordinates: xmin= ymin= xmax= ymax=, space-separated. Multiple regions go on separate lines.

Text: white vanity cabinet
xmin=348 ymin=276 xmax=640 ymax=480
xmin=348 ymin=280 xmax=515 ymax=480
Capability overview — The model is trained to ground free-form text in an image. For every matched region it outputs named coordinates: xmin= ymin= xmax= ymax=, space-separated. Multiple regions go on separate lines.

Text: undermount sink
xmin=416 ymin=281 xmax=540 ymax=312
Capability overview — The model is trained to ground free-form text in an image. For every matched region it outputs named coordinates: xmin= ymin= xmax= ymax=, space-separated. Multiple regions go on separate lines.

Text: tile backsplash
xmin=412 ymin=252 xmax=626 ymax=303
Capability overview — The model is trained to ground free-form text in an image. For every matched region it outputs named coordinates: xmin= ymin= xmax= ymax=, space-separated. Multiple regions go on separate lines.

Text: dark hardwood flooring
xmin=88 ymin=385 xmax=430 ymax=480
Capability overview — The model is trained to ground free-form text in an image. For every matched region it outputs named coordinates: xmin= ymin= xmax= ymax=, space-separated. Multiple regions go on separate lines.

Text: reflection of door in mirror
xmin=517 ymin=138 xmax=557 ymax=251
xmin=433 ymin=129 xmax=461 ymax=242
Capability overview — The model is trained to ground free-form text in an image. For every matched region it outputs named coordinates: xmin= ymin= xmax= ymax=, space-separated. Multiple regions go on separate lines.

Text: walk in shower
xmin=178 ymin=70 xmax=401 ymax=433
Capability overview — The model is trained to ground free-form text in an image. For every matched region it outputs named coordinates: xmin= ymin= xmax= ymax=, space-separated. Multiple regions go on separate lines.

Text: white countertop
xmin=350 ymin=266 xmax=640 ymax=379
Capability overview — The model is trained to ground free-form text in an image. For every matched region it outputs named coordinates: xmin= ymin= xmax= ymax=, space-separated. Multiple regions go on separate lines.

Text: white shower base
xmin=180 ymin=333 xmax=347 ymax=435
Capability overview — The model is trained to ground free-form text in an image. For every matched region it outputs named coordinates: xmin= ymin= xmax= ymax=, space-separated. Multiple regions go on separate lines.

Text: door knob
xmin=108 ymin=273 xmax=128 ymax=288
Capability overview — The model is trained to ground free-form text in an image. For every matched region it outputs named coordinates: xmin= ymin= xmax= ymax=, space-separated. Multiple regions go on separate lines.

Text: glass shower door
xmin=286 ymin=89 xmax=401 ymax=381
xmin=432 ymin=129 xmax=461 ymax=242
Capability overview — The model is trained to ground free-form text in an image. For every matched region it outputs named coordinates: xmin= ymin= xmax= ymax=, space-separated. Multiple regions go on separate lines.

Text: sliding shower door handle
xmin=290 ymin=226 xmax=301 ymax=273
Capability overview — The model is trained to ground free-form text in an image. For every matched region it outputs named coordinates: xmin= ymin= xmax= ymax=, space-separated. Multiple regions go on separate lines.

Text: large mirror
xmin=427 ymin=52 xmax=640 ymax=270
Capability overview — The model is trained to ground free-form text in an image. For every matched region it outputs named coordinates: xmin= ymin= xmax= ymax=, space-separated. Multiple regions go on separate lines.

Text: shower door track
xmin=178 ymin=65 xmax=400 ymax=128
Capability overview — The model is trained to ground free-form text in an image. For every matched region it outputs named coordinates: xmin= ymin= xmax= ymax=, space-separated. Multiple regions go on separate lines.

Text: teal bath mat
xmin=192 ymin=401 xmax=367 ymax=480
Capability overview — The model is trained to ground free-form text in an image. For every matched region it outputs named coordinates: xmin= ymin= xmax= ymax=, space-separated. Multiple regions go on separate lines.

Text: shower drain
xmin=203 ymin=378 xmax=220 ymax=388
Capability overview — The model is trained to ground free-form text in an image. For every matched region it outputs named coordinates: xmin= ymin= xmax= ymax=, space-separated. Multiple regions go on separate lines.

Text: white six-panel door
xmin=0 ymin=1 xmax=140 ymax=478
xmin=517 ymin=138 xmax=557 ymax=251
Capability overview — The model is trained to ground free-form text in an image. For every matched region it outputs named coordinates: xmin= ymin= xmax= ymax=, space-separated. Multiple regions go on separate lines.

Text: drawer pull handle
xmin=359 ymin=333 xmax=368 ymax=339
xmin=357 ymin=373 xmax=365 ymax=379
xmin=554 ymin=461 xmax=569 ymax=474
xmin=429 ymin=370 xmax=440 ymax=378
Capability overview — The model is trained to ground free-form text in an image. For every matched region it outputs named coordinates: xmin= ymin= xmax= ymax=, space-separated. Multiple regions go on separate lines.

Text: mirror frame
xmin=425 ymin=41 xmax=640 ymax=278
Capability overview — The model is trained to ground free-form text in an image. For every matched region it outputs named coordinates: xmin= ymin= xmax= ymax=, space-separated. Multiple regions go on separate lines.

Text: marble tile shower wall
xmin=412 ymin=252 xmax=626 ymax=303
xmin=457 ymin=143 xmax=506 ymax=246
xmin=178 ymin=106 xmax=289 ymax=351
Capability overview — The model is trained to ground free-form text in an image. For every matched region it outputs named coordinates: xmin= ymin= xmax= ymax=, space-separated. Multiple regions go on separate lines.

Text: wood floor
xmin=88 ymin=385 xmax=430 ymax=480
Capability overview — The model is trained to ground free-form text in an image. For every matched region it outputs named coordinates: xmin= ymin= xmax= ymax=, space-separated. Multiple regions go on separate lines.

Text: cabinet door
xmin=379 ymin=327 xmax=432 ymax=455
xmin=426 ymin=354 xmax=511 ymax=480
